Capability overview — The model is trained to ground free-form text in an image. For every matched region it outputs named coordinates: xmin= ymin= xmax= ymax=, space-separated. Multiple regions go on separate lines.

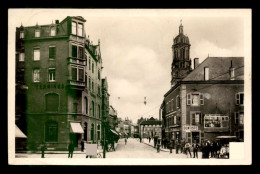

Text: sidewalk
xmin=17 ymin=141 xmax=120 ymax=155
xmin=141 ymin=138 xmax=171 ymax=152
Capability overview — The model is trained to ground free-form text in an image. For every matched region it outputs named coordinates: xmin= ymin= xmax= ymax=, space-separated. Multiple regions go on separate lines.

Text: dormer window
xmin=35 ymin=30 xmax=40 ymax=38
xmin=50 ymin=27 xmax=56 ymax=36
xmin=78 ymin=23 xmax=83 ymax=37
xmin=20 ymin=31 xmax=24 ymax=39
xmin=72 ymin=21 xmax=77 ymax=35
xmin=204 ymin=67 xmax=209 ymax=81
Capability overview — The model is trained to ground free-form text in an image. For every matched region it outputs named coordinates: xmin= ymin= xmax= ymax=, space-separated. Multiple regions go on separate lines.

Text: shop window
xmin=45 ymin=93 xmax=59 ymax=112
xmin=33 ymin=69 xmax=40 ymax=82
xmin=33 ymin=48 xmax=40 ymax=61
xmin=45 ymin=121 xmax=58 ymax=142
xmin=49 ymin=46 xmax=56 ymax=59
xmin=236 ymin=92 xmax=244 ymax=105
xmin=48 ymin=68 xmax=56 ymax=82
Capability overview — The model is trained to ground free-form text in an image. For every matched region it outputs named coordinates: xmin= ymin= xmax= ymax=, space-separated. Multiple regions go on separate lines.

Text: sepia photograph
xmin=8 ymin=9 xmax=252 ymax=165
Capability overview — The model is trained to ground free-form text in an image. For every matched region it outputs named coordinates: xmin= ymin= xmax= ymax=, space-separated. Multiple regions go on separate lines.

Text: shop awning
xmin=15 ymin=125 xmax=27 ymax=138
xmin=70 ymin=122 xmax=84 ymax=134
xmin=169 ymin=125 xmax=180 ymax=128
xmin=110 ymin=129 xmax=119 ymax=136
xmin=216 ymin=136 xmax=237 ymax=139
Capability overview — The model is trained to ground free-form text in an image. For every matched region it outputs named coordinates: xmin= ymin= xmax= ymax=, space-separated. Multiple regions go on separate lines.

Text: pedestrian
xmin=180 ymin=139 xmax=185 ymax=154
xmin=41 ymin=142 xmax=46 ymax=158
xmin=68 ymin=142 xmax=74 ymax=158
xmin=81 ymin=140 xmax=84 ymax=152
xmin=169 ymin=141 xmax=173 ymax=153
xmin=140 ymin=136 xmax=142 ymax=143
xmin=125 ymin=138 xmax=127 ymax=145
xmin=175 ymin=139 xmax=180 ymax=154
xmin=192 ymin=142 xmax=199 ymax=158
xmin=111 ymin=141 xmax=115 ymax=151
xmin=157 ymin=140 xmax=161 ymax=153
xmin=149 ymin=137 xmax=151 ymax=143
xmin=184 ymin=142 xmax=192 ymax=158
xmin=154 ymin=138 xmax=157 ymax=148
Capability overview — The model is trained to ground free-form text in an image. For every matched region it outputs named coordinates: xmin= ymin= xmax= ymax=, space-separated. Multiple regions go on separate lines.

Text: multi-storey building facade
xmin=15 ymin=16 xmax=103 ymax=150
xmin=161 ymin=23 xmax=244 ymax=145
xmin=139 ymin=117 xmax=162 ymax=138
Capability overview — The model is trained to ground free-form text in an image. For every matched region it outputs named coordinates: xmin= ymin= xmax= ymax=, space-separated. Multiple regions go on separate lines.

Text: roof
xmin=183 ymin=57 xmax=244 ymax=81
xmin=140 ymin=120 xmax=162 ymax=125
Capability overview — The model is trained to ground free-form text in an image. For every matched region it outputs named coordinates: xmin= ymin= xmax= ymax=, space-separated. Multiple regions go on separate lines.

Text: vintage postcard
xmin=8 ymin=9 xmax=252 ymax=165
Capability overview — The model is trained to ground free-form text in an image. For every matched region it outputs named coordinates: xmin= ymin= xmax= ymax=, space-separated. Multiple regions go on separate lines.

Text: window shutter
xmin=235 ymin=112 xmax=238 ymax=124
xmin=187 ymin=93 xmax=191 ymax=105
xmin=200 ymin=93 xmax=204 ymax=105
xmin=236 ymin=93 xmax=240 ymax=105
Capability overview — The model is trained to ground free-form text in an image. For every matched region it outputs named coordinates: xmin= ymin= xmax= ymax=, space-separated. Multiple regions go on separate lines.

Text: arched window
xmin=85 ymin=97 xmax=88 ymax=114
xmin=45 ymin=120 xmax=58 ymax=142
xmin=45 ymin=93 xmax=59 ymax=112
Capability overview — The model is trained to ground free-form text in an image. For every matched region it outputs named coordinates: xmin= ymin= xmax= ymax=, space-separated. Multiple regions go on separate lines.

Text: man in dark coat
xmin=68 ymin=142 xmax=74 ymax=158
xmin=41 ymin=143 xmax=46 ymax=158
xmin=192 ymin=142 xmax=199 ymax=158
xmin=175 ymin=139 xmax=180 ymax=154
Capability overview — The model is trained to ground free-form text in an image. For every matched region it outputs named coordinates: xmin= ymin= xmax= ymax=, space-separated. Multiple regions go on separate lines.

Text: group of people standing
xmin=201 ymin=140 xmax=222 ymax=158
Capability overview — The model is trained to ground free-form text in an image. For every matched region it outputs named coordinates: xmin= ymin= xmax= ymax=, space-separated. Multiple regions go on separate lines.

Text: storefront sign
xmin=183 ymin=125 xmax=198 ymax=131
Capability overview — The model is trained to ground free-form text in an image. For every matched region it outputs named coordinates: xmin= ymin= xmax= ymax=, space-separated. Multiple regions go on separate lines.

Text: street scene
xmin=10 ymin=9 xmax=250 ymax=164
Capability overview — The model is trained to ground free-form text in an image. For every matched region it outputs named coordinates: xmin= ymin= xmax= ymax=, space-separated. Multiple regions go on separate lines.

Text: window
xmin=78 ymin=47 xmax=84 ymax=59
xmin=48 ymin=68 xmax=56 ymax=82
xmin=239 ymin=112 xmax=244 ymax=124
xmin=235 ymin=112 xmax=239 ymax=124
xmin=98 ymin=104 xmax=101 ymax=118
xmin=33 ymin=69 xmax=40 ymax=82
xmin=98 ymin=85 xmax=100 ymax=95
xmin=85 ymin=97 xmax=88 ymax=114
xmin=92 ymin=81 xmax=94 ymax=91
xmin=35 ymin=30 xmax=40 ymax=38
xmin=89 ymin=59 xmax=91 ymax=70
xmin=78 ymin=68 xmax=84 ymax=81
xmin=98 ymin=70 xmax=100 ymax=80
xmin=236 ymin=92 xmax=244 ymax=105
xmin=72 ymin=21 xmax=77 ymax=35
xmin=187 ymin=93 xmax=203 ymax=106
xmin=19 ymin=53 xmax=25 ymax=61
xmin=204 ymin=115 xmax=229 ymax=128
xmin=45 ymin=93 xmax=59 ymax=112
xmin=49 ymin=46 xmax=56 ymax=59
xmin=204 ymin=67 xmax=209 ymax=81
xmin=73 ymin=103 xmax=78 ymax=113
xmin=97 ymin=125 xmax=101 ymax=140
xmin=89 ymin=77 xmax=91 ymax=89
xmin=191 ymin=112 xmax=201 ymax=125
xmin=92 ymin=101 xmax=95 ymax=117
xmin=45 ymin=121 xmax=58 ymax=142
xmin=50 ymin=27 xmax=56 ymax=36
xmin=33 ymin=48 xmax=40 ymax=61
xmin=176 ymin=95 xmax=180 ymax=108
xmin=92 ymin=62 xmax=94 ymax=73
xmin=72 ymin=45 xmax=77 ymax=57
xmin=71 ymin=67 xmax=77 ymax=81
xmin=20 ymin=31 xmax=24 ymax=39
xmin=78 ymin=23 xmax=83 ymax=37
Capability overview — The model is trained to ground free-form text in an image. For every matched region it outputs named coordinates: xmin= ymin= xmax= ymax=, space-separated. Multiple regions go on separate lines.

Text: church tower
xmin=171 ymin=21 xmax=191 ymax=86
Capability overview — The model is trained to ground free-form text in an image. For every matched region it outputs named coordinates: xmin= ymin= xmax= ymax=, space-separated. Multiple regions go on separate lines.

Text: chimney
xmin=229 ymin=60 xmax=235 ymax=80
xmin=194 ymin=58 xmax=199 ymax=69
xmin=55 ymin=20 xmax=59 ymax=24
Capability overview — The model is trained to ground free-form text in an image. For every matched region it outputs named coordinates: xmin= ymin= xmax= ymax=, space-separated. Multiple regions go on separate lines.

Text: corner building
xmin=16 ymin=16 xmax=103 ymax=150
xmin=161 ymin=23 xmax=244 ymax=146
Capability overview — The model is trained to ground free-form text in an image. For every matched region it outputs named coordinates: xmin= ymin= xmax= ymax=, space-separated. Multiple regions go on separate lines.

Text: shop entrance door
xmin=192 ymin=132 xmax=200 ymax=143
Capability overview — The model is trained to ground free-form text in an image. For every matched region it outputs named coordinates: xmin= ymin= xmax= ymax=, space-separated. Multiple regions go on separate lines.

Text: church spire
xmin=179 ymin=20 xmax=183 ymax=34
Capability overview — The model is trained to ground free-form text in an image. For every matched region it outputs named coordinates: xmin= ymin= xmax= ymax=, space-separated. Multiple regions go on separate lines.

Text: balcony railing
xmin=67 ymin=57 xmax=86 ymax=65
xmin=68 ymin=80 xmax=85 ymax=89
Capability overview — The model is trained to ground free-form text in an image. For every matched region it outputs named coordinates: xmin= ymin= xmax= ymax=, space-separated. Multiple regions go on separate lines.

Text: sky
xmin=9 ymin=9 xmax=247 ymax=124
